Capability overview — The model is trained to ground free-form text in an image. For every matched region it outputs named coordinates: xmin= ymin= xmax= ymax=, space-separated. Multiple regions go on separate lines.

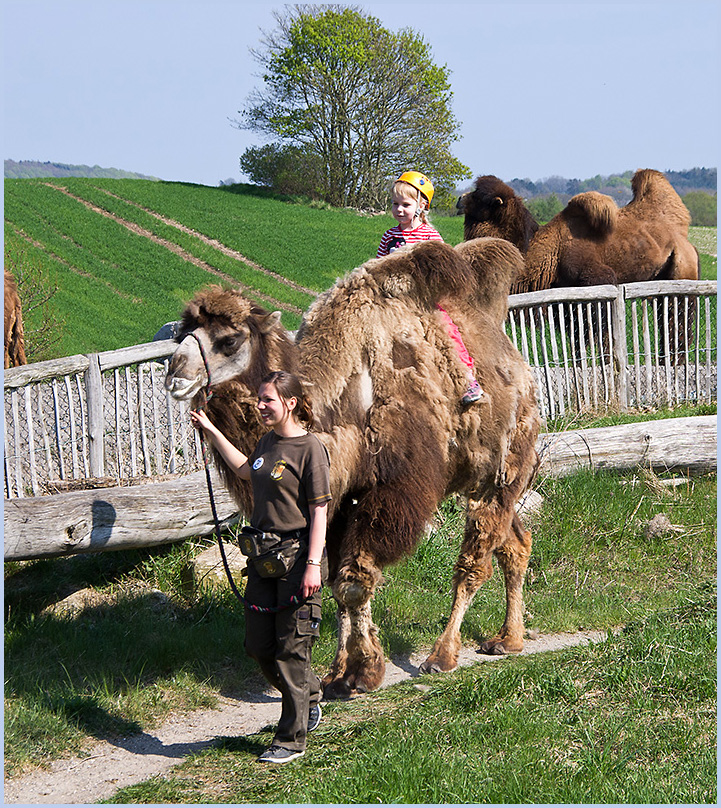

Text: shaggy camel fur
xmin=165 ymin=239 xmax=540 ymax=698
xmin=4 ymin=269 xmax=27 ymax=368
xmin=459 ymin=170 xmax=700 ymax=294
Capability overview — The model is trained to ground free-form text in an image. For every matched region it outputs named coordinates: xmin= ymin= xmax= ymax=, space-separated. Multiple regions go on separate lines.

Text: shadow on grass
xmin=5 ymin=546 xmax=259 ymax=749
xmin=214 ymin=735 xmax=267 ymax=757
xmin=59 ymin=695 xmax=142 ymax=738
xmin=160 ymin=178 xmax=304 ymax=206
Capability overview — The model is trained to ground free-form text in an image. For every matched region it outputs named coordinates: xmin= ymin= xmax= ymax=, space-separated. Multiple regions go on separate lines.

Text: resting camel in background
xmin=458 ymin=169 xmax=700 ymax=294
xmin=4 ymin=269 xmax=27 ymax=368
xmin=165 ymin=238 xmax=541 ymax=698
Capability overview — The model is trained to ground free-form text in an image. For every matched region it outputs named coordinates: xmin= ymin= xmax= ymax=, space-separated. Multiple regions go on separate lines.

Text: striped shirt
xmin=376 ymin=222 xmax=443 ymax=257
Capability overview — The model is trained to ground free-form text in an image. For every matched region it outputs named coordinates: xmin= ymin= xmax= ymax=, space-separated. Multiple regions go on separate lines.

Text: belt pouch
xmin=239 ymin=526 xmax=304 ymax=578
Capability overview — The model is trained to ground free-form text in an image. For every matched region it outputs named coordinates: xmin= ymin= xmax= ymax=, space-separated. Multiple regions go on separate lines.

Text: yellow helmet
xmin=397 ymin=171 xmax=434 ymax=206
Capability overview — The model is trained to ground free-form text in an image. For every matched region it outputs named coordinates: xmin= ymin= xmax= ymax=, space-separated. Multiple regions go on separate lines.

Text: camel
xmin=4 ymin=269 xmax=27 ymax=368
xmin=458 ymin=169 xmax=700 ymax=295
xmin=165 ymin=238 xmax=541 ymax=698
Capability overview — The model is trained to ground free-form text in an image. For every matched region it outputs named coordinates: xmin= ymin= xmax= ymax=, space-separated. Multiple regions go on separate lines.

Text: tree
xmin=526 ymin=193 xmax=564 ymax=224
xmin=233 ymin=5 xmax=469 ymax=209
xmin=682 ymin=192 xmax=717 ymax=227
xmin=239 ymin=143 xmax=325 ymax=198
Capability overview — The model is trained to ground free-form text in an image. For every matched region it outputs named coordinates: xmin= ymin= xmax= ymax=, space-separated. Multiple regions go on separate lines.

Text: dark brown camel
xmin=165 ymin=239 xmax=540 ymax=698
xmin=4 ymin=269 xmax=27 ymax=368
xmin=458 ymin=169 xmax=700 ymax=294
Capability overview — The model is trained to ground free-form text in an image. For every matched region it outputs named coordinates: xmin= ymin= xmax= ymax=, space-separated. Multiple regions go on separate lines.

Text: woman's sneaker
xmin=308 ymin=703 xmax=322 ymax=732
xmin=257 ymin=745 xmax=305 ymax=764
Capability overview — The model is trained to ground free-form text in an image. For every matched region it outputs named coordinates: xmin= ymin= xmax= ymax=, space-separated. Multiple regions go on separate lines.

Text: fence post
xmin=85 ymin=353 xmax=105 ymax=477
xmin=611 ymin=287 xmax=629 ymax=410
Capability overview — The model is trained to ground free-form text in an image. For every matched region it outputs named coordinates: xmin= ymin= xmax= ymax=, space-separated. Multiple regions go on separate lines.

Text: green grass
xmin=4 ymin=178 xmax=468 ymax=358
xmin=4 ymin=178 xmax=716 ymax=361
xmin=545 ymin=401 xmax=716 ymax=433
xmin=106 ymin=582 xmax=716 ymax=804
xmin=5 ymin=466 xmax=716 ymax=791
xmin=689 ymin=226 xmax=717 ymax=281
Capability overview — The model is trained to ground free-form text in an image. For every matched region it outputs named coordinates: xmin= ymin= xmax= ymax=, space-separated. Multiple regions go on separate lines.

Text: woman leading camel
xmin=191 ymin=370 xmax=331 ymax=764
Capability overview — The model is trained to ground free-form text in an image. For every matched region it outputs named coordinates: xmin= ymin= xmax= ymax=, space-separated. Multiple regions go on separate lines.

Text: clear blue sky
xmin=2 ymin=1 xmax=719 ymax=188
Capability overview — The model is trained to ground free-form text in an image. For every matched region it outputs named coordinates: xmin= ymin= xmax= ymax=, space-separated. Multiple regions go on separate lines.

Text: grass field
xmin=4 ymin=178 xmax=717 ymax=802
xmin=6 ymin=178 xmax=714 ymax=360
xmin=4 ymin=464 xmax=716 ymax=802
xmin=107 ymin=584 xmax=715 ymax=804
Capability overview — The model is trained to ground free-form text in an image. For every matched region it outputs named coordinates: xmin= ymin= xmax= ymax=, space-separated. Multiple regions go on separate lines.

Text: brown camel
xmin=458 ymin=169 xmax=700 ymax=294
xmin=4 ymin=269 xmax=27 ymax=368
xmin=165 ymin=238 xmax=540 ymax=698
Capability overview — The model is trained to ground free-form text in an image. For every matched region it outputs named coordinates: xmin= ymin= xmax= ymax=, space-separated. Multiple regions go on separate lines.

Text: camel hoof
xmin=419 ymin=655 xmax=457 ymax=675
xmin=478 ymin=640 xmax=508 ymax=656
xmin=322 ymin=678 xmax=354 ymax=700
xmin=478 ymin=636 xmax=523 ymax=655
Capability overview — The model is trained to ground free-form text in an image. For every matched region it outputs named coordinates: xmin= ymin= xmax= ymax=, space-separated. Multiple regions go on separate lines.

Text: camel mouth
xmin=165 ymin=374 xmax=206 ymax=401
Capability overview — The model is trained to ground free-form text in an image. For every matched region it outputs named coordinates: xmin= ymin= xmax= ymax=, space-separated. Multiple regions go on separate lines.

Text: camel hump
xmin=629 ymin=169 xmax=691 ymax=225
xmin=564 ymin=191 xmax=618 ymax=235
xmin=454 ymin=237 xmax=524 ymax=321
xmin=371 ymin=240 xmax=476 ymax=305
xmin=631 ymin=168 xmax=673 ymax=199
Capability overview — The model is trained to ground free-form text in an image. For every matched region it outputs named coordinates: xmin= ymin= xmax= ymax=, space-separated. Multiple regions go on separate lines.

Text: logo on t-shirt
xmin=252 ymin=458 xmax=264 ymax=470
xmin=388 ymin=235 xmax=406 ymax=253
xmin=270 ymin=460 xmax=287 ymax=480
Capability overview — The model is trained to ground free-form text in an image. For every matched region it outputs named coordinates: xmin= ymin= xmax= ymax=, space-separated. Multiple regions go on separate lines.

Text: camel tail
xmin=12 ymin=309 xmax=27 ymax=365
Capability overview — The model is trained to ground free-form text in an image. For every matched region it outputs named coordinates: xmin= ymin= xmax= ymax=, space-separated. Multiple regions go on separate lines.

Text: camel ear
xmin=493 ymin=196 xmax=504 ymax=208
xmin=258 ymin=310 xmax=282 ymax=334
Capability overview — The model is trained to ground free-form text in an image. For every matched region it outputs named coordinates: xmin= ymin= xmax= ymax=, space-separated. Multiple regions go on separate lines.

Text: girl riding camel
xmin=377 ymin=171 xmax=485 ymax=405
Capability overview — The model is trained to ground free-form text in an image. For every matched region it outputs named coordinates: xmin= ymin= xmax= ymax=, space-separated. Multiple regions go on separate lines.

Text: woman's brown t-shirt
xmin=248 ymin=431 xmax=331 ymax=533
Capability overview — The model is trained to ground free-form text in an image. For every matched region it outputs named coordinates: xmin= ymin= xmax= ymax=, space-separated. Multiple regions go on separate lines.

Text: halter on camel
xmin=187 ymin=331 xmax=305 ymax=613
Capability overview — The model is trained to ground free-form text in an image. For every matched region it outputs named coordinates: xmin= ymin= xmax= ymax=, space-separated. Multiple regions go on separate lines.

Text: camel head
xmin=457 ymin=175 xmax=539 ymax=253
xmin=164 ymin=285 xmax=295 ymax=402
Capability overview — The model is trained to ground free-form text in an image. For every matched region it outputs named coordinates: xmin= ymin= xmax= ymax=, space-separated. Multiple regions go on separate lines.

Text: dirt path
xmin=42 ymin=184 xmax=308 ymax=315
xmin=3 ymin=630 xmax=606 ymax=805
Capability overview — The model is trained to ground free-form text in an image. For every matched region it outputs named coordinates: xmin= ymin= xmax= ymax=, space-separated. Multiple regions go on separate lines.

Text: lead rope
xmin=189 ymin=332 xmax=305 ymax=614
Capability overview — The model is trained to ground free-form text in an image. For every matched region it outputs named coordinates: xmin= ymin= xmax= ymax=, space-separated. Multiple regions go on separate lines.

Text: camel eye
xmin=216 ymin=334 xmax=241 ymax=355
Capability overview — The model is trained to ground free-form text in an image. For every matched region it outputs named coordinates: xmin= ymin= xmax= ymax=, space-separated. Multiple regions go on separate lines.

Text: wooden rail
xmin=3 ymin=281 xmax=717 ymax=501
xmin=5 ymin=416 xmax=716 ymax=561
xmin=507 ymin=280 xmax=716 ymax=421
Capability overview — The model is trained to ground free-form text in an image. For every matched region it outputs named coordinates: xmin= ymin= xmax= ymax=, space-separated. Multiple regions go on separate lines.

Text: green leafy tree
xmin=239 ymin=143 xmax=325 ymax=198
xmin=234 ymin=5 xmax=469 ymax=209
xmin=682 ymin=192 xmax=717 ymax=227
xmin=526 ymin=193 xmax=564 ymax=224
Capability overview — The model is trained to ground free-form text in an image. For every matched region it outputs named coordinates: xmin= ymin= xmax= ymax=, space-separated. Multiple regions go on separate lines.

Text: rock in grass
xmin=644 ymin=513 xmax=684 ymax=540
xmin=191 ymin=544 xmax=247 ymax=593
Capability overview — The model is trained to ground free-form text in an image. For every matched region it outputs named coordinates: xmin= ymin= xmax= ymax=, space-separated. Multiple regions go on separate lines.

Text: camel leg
xmin=321 ymin=604 xmax=351 ymax=692
xmin=419 ymin=496 xmax=497 ymax=674
xmin=420 ymin=499 xmax=531 ymax=673
xmin=322 ymin=549 xmax=385 ymax=699
xmin=479 ymin=512 xmax=532 ymax=654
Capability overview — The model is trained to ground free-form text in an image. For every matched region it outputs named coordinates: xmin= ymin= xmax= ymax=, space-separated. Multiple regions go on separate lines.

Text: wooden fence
xmin=4 ymin=340 xmax=202 ymax=499
xmin=508 ymin=280 xmax=717 ymax=421
xmin=3 ymin=281 xmax=716 ymax=500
